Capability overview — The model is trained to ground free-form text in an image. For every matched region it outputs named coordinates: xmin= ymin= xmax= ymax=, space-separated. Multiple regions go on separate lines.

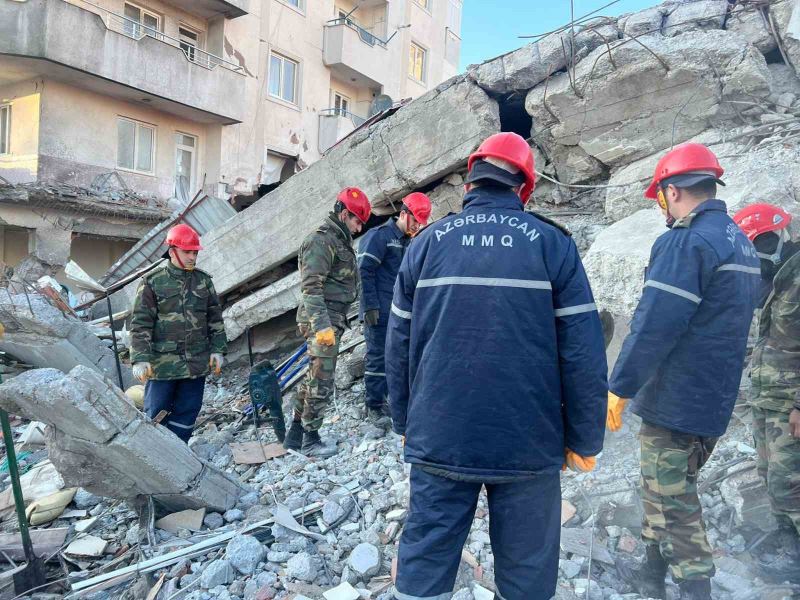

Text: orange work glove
xmin=606 ymin=391 xmax=628 ymax=432
xmin=315 ymin=327 xmax=336 ymax=346
xmin=563 ymin=449 xmax=596 ymax=473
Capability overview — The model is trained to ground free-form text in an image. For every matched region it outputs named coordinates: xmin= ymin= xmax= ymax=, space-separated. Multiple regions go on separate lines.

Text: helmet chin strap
xmin=757 ymin=228 xmax=789 ymax=265
xmin=170 ymin=247 xmax=194 ymax=271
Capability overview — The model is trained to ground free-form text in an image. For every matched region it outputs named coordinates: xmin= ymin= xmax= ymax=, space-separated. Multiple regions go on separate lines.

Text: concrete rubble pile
xmin=0 ymin=291 xmax=134 ymax=388
xmin=0 ymin=366 xmax=246 ymax=512
xmin=0 ymin=329 xmax=779 ymax=599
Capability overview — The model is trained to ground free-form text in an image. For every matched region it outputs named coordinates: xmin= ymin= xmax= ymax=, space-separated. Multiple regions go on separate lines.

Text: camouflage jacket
xmin=749 ymin=250 xmax=800 ymax=412
xmin=296 ymin=214 xmax=359 ymax=332
xmin=130 ymin=260 xmax=227 ymax=380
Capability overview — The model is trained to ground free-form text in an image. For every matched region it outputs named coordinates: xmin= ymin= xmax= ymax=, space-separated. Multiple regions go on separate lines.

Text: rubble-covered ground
xmin=0 ymin=322 xmax=796 ymax=600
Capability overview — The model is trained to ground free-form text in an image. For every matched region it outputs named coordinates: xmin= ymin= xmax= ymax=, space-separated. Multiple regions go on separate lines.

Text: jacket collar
xmin=462 ymin=186 xmax=524 ymax=211
xmin=326 ymin=213 xmax=353 ymax=244
xmin=165 ymin=260 xmax=189 ymax=278
xmin=387 ymin=218 xmax=405 ymax=239
xmin=672 ymin=199 xmax=728 ymax=229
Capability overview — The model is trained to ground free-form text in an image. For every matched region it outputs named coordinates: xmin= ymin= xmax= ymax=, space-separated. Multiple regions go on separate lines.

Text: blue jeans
xmin=395 ymin=466 xmax=561 ymax=600
xmin=144 ymin=377 xmax=206 ymax=443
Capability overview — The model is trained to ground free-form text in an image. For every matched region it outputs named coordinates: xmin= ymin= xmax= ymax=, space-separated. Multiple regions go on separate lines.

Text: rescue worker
xmin=385 ymin=132 xmax=608 ymax=600
xmin=358 ymin=192 xmax=431 ymax=418
xmin=130 ymin=224 xmax=227 ymax=443
xmin=607 ymin=143 xmax=760 ymax=600
xmin=733 ymin=203 xmax=800 ymax=583
xmin=284 ymin=187 xmax=371 ymax=457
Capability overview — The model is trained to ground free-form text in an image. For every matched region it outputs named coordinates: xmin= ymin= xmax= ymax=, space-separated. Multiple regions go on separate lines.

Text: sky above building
xmin=459 ymin=0 xmax=659 ymax=71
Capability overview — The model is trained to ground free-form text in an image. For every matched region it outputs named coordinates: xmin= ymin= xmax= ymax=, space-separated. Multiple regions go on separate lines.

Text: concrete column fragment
xmin=0 ymin=367 xmax=247 ymax=512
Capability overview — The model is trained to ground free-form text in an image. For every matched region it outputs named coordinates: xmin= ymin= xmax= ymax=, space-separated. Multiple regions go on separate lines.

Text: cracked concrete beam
xmin=0 ymin=367 xmax=247 ymax=512
xmin=198 ymin=76 xmax=500 ymax=296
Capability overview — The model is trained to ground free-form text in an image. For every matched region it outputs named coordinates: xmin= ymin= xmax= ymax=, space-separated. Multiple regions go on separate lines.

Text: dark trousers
xmin=395 ymin=466 xmax=561 ymax=600
xmin=364 ymin=322 xmax=388 ymax=407
xmin=144 ymin=377 xmax=206 ymax=443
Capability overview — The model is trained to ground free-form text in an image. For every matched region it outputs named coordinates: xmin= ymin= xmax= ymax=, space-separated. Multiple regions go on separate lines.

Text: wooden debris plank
xmin=0 ymin=527 xmax=69 ymax=562
xmin=231 ymin=441 xmax=287 ymax=465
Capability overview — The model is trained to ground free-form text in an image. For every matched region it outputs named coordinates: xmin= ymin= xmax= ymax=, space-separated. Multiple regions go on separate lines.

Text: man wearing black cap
xmin=608 ymin=143 xmax=760 ymax=600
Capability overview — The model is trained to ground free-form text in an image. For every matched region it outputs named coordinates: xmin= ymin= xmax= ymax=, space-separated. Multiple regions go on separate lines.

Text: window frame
xmin=116 ymin=116 xmax=156 ymax=176
xmin=408 ymin=41 xmax=428 ymax=84
xmin=174 ymin=131 xmax=198 ymax=195
xmin=276 ymin=0 xmax=305 ymax=15
xmin=414 ymin=0 xmax=432 ymax=14
xmin=178 ymin=23 xmax=204 ymax=63
xmin=332 ymin=91 xmax=351 ymax=116
xmin=268 ymin=51 xmax=300 ymax=106
xmin=122 ymin=2 xmax=162 ymax=40
xmin=0 ymin=105 xmax=10 ymax=155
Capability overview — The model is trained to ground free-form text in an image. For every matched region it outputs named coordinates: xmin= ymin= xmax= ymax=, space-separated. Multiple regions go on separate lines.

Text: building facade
xmin=0 ymin=0 xmax=461 ymax=278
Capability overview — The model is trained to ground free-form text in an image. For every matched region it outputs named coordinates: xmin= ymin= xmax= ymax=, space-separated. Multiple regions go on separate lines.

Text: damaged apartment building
xmin=0 ymin=0 xmax=463 ymax=292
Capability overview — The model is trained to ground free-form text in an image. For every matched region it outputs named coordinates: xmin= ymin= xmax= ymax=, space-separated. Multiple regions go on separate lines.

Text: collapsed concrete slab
xmin=0 ymin=366 xmax=247 ymax=512
xmin=583 ymin=208 xmax=665 ymax=317
xmin=525 ymin=30 xmax=771 ymax=169
xmin=198 ymin=77 xmax=500 ymax=295
xmin=0 ymin=292 xmax=133 ymax=388
xmin=223 ymin=271 xmax=301 ymax=341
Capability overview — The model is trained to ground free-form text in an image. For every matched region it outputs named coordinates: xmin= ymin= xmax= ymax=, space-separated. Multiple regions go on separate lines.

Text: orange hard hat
xmin=467 ymin=132 xmax=536 ymax=204
xmin=337 ymin=187 xmax=371 ymax=223
xmin=645 ymin=143 xmax=724 ymax=199
xmin=165 ymin=223 xmax=202 ymax=251
xmin=402 ymin=192 xmax=432 ymax=226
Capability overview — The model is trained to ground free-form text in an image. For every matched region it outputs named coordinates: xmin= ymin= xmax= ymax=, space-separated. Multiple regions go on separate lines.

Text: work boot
xmin=283 ymin=420 xmax=304 ymax=451
xmin=677 ymin=578 xmax=712 ymax=600
xmin=756 ymin=530 xmax=800 ymax=584
xmin=616 ymin=544 xmax=667 ymax=599
xmin=367 ymin=402 xmax=391 ymax=421
xmin=301 ymin=429 xmax=338 ymax=458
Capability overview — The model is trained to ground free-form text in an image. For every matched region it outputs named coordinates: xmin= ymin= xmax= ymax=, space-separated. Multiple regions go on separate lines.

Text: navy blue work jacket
xmin=358 ymin=219 xmax=408 ymax=326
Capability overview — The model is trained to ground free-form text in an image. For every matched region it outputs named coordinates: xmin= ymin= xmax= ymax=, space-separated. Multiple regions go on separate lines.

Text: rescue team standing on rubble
xmin=608 ymin=143 xmax=761 ymax=600
xmin=734 ymin=203 xmax=800 ymax=582
xmin=358 ymin=192 xmax=431 ymax=418
xmin=126 ymin=134 xmax=800 ymax=599
xmin=130 ymin=224 xmax=227 ymax=442
xmin=386 ymin=132 xmax=608 ymax=600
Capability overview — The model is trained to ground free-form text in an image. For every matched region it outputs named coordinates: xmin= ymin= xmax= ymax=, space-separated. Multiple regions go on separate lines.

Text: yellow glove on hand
xmin=315 ymin=327 xmax=336 ymax=346
xmin=209 ymin=353 xmax=224 ymax=376
xmin=563 ymin=449 xmax=596 ymax=473
xmin=607 ymin=392 xmax=628 ymax=432
xmin=133 ymin=362 xmax=153 ymax=383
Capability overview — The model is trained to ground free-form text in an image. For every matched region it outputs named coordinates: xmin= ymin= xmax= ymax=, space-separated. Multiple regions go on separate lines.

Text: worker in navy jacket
xmin=358 ymin=193 xmax=431 ymax=418
xmin=607 ymin=143 xmax=760 ymax=600
xmin=385 ymin=133 xmax=608 ymax=600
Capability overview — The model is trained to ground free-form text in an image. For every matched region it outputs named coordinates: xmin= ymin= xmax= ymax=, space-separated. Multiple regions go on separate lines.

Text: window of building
xmin=0 ymin=105 xmax=10 ymax=155
xmin=333 ymin=92 xmax=350 ymax=116
xmin=123 ymin=2 xmax=161 ymax=40
xmin=174 ymin=133 xmax=197 ymax=197
xmin=409 ymin=42 xmax=427 ymax=83
xmin=179 ymin=26 xmax=202 ymax=62
xmin=414 ymin=0 xmax=431 ymax=11
xmin=117 ymin=117 xmax=155 ymax=174
xmin=269 ymin=52 xmax=298 ymax=104
xmin=280 ymin=0 xmax=304 ymax=11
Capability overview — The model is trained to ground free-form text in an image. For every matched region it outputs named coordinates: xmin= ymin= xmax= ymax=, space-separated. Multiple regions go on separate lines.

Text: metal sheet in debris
xmin=100 ymin=195 xmax=236 ymax=286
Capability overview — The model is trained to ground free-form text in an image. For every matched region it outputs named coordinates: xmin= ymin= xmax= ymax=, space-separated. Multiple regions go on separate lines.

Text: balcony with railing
xmin=319 ymin=108 xmax=367 ymax=153
xmin=323 ymin=18 xmax=388 ymax=88
xmin=0 ymin=0 xmax=246 ymax=124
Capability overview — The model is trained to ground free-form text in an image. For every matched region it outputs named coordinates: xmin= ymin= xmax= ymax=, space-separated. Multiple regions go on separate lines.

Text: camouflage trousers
xmin=294 ymin=316 xmax=345 ymax=432
xmin=752 ymin=407 xmax=800 ymax=536
xmin=640 ymin=422 xmax=719 ymax=581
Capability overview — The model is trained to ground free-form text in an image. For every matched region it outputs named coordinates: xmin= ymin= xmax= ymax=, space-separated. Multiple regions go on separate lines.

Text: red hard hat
xmin=468 ymin=132 xmax=536 ymax=204
xmin=645 ymin=143 xmax=724 ymax=199
xmin=165 ymin=223 xmax=202 ymax=251
xmin=337 ymin=187 xmax=371 ymax=224
xmin=402 ymin=192 xmax=432 ymax=226
xmin=733 ymin=203 xmax=792 ymax=241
